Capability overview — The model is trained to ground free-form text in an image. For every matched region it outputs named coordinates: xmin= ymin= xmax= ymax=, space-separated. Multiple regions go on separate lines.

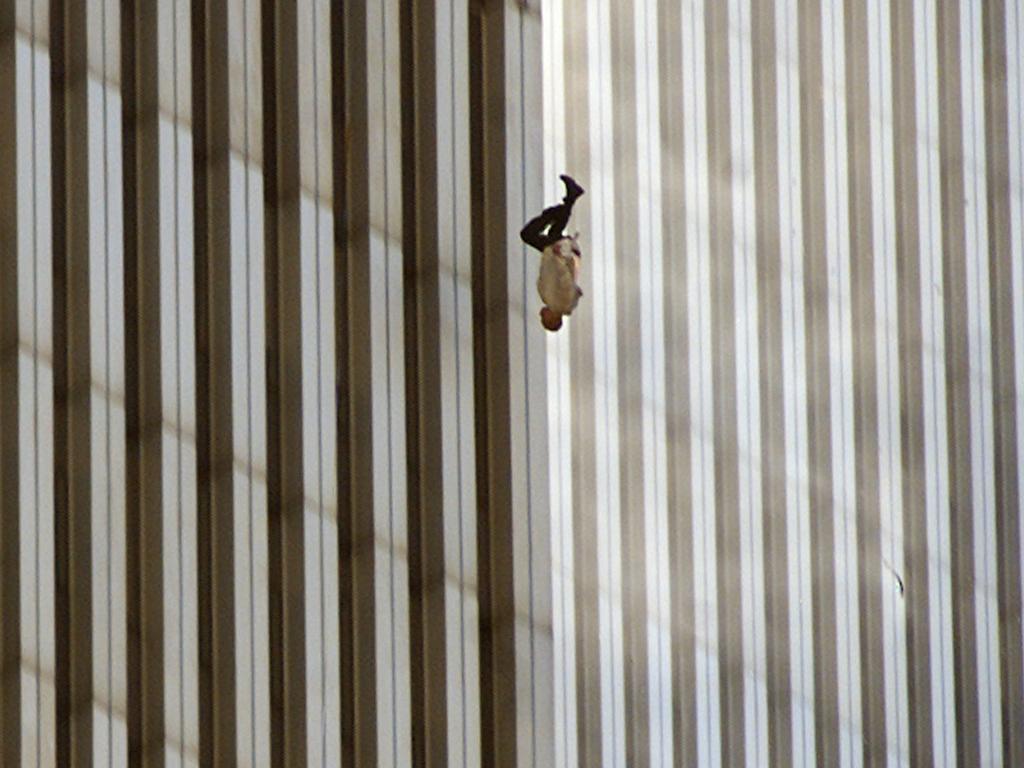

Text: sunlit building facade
xmin=1 ymin=0 xmax=1022 ymax=766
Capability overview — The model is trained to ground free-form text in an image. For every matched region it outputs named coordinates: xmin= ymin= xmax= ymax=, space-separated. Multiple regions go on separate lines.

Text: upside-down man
xmin=520 ymin=174 xmax=585 ymax=332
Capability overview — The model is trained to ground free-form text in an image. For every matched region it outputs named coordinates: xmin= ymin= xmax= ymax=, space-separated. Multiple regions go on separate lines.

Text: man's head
xmin=540 ymin=306 xmax=563 ymax=332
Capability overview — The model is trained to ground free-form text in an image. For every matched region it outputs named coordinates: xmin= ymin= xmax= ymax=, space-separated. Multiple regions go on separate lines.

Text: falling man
xmin=519 ymin=174 xmax=585 ymax=332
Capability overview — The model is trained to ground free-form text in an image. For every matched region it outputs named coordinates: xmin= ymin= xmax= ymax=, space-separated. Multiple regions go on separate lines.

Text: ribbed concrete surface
xmin=543 ymin=0 xmax=1024 ymax=765
xmin=2 ymin=0 xmax=1023 ymax=766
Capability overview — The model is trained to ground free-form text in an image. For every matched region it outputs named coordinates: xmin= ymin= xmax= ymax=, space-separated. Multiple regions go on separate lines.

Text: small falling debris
xmin=883 ymin=561 xmax=905 ymax=596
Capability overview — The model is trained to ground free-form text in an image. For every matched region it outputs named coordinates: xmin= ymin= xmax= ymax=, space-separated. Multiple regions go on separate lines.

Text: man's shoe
xmin=560 ymin=174 xmax=585 ymax=203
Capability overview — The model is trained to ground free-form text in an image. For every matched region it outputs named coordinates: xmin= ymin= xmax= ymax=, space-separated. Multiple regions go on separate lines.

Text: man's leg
xmin=520 ymin=203 xmax=570 ymax=250
xmin=546 ymin=175 xmax=583 ymax=239
xmin=520 ymin=175 xmax=585 ymax=251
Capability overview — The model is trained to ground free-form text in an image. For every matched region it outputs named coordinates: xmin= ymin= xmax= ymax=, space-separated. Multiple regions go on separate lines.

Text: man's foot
xmin=560 ymin=174 xmax=585 ymax=203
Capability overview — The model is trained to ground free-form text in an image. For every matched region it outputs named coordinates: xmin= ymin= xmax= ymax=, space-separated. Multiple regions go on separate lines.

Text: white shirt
xmin=537 ymin=237 xmax=582 ymax=315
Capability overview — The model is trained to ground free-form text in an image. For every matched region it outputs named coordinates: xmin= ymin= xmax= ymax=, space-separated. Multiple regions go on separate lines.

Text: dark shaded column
xmin=607 ymin=0 xmax=651 ymax=763
xmin=261 ymin=0 xmax=307 ymax=764
xmin=842 ymin=0 xmax=887 ymax=762
xmin=470 ymin=1 xmax=553 ymax=765
xmin=334 ymin=2 xmax=378 ymax=764
xmin=402 ymin=0 xmax=483 ymax=764
xmin=192 ymin=0 xmax=237 ymax=760
xmin=703 ymin=0 xmax=747 ymax=764
xmin=121 ymin=1 xmax=166 ymax=763
xmin=750 ymin=0 xmax=793 ymax=763
xmin=0 ymin=3 xmax=21 ymax=761
xmin=51 ymin=0 xmax=94 ymax=762
xmin=935 ymin=2 xmax=981 ymax=762
xmin=400 ymin=3 xmax=449 ymax=762
xmin=797 ymin=0 xmax=840 ymax=762
xmin=890 ymin=2 xmax=935 ymax=763
xmin=982 ymin=1 xmax=1024 ymax=763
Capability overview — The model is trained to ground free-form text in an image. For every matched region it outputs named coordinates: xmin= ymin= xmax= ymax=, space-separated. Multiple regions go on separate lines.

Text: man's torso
xmin=537 ymin=239 xmax=581 ymax=315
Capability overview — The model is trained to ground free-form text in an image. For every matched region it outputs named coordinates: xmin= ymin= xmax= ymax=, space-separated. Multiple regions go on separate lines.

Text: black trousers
xmin=520 ymin=199 xmax=577 ymax=252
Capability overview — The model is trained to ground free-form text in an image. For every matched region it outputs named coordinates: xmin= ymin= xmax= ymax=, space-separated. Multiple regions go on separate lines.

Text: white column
xmin=683 ymin=0 xmax=722 ymax=764
xmin=542 ymin=2 xmax=579 ymax=765
xmin=728 ymin=0 xmax=769 ymax=764
xmin=14 ymin=6 xmax=58 ymax=763
xmin=634 ymin=0 xmax=674 ymax=763
xmin=913 ymin=0 xmax=957 ymax=762
xmin=821 ymin=2 xmax=864 ymax=764
xmin=960 ymin=0 xmax=1002 ymax=762
xmin=86 ymin=2 xmax=128 ymax=761
xmin=228 ymin=0 xmax=271 ymax=764
xmin=157 ymin=0 xmax=200 ymax=760
xmin=866 ymin=0 xmax=912 ymax=763
xmin=775 ymin=0 xmax=816 ymax=760
xmin=296 ymin=1 xmax=341 ymax=764
xmin=366 ymin=1 xmax=412 ymax=763
xmin=588 ymin=0 xmax=627 ymax=762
